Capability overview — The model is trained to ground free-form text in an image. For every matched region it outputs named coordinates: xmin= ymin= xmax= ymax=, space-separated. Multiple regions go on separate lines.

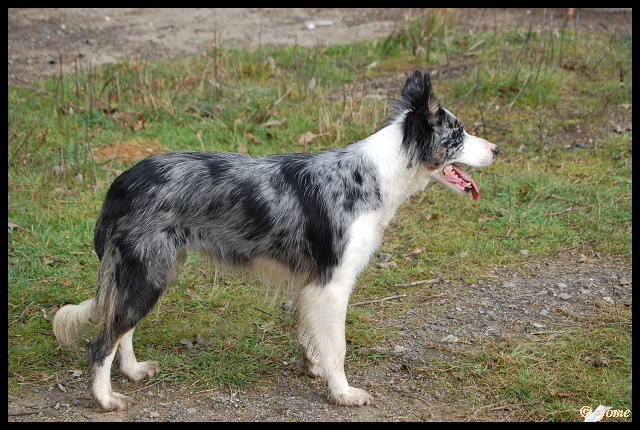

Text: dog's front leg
xmin=297 ymin=281 xmax=373 ymax=406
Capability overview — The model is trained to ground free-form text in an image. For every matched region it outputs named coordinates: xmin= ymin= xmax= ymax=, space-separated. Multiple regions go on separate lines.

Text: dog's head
xmin=390 ymin=70 xmax=499 ymax=200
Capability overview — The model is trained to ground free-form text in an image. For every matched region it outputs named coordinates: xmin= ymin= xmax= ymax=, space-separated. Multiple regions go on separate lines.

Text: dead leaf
xmin=91 ymin=99 xmax=117 ymax=113
xmin=58 ymin=102 xmax=76 ymax=115
xmin=185 ymin=286 xmax=198 ymax=297
xmin=51 ymin=165 xmax=65 ymax=176
xmin=133 ymin=113 xmax=146 ymax=131
xmin=237 ymin=140 xmax=248 ymax=154
xmin=42 ymin=256 xmax=69 ymax=266
xmin=610 ymin=120 xmax=632 ymax=133
xmin=263 ymin=118 xmax=287 ymax=127
xmin=297 ymin=131 xmax=320 ymax=146
xmin=111 ymin=110 xmax=136 ymax=127
xmin=31 ymin=371 xmax=51 ymax=382
xmin=244 ymin=133 xmax=260 ymax=143
xmin=426 ymin=213 xmax=439 ymax=220
xmin=8 ymin=221 xmax=24 ymax=231
xmin=378 ymin=261 xmax=398 ymax=269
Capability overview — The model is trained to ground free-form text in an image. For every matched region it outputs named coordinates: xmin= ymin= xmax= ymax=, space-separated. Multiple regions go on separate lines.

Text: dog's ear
xmin=423 ymin=73 xmax=440 ymax=117
xmin=401 ymin=70 xmax=440 ymax=118
xmin=401 ymin=70 xmax=426 ymax=102
xmin=398 ymin=70 xmax=441 ymax=166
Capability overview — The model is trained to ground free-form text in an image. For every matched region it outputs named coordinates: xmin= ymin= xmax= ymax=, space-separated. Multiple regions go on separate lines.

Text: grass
xmin=8 ymin=9 xmax=631 ymax=421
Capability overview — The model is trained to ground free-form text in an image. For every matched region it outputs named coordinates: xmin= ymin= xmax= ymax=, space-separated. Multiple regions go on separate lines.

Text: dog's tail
xmin=53 ymin=298 xmax=102 ymax=350
xmin=53 ymin=249 xmax=117 ymax=350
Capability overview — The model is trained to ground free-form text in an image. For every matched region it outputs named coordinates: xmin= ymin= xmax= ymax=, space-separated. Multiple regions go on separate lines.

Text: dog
xmin=53 ymin=70 xmax=499 ymax=411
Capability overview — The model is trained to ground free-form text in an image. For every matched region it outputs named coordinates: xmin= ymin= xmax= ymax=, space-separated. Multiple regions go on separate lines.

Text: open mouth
xmin=442 ymin=164 xmax=480 ymax=200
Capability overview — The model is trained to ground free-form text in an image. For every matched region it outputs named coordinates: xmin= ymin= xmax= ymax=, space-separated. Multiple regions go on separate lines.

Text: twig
xmin=473 ymin=225 xmax=483 ymax=264
xmin=9 ymin=410 xmax=47 ymax=416
xmin=8 ymin=114 xmax=45 ymax=166
xmin=416 ymin=293 xmax=446 ymax=303
xmin=19 ymin=86 xmax=50 ymax=97
xmin=375 ymin=282 xmax=399 ymax=295
xmin=395 ymin=274 xmax=442 ymax=288
xmin=252 ymin=306 xmax=274 ymax=317
xmin=349 ymin=295 xmax=407 ymax=307
xmin=35 ymin=330 xmax=55 ymax=336
xmin=252 ymin=83 xmax=294 ymax=124
xmin=507 ymin=72 xmax=531 ymax=112
xmin=476 ymin=169 xmax=505 ymax=178
xmin=610 ymin=279 xmax=623 ymax=333
xmin=549 ymin=205 xmax=594 ymax=217
xmin=380 ymin=28 xmax=396 ymax=55
xmin=506 ymin=184 xmax=513 ymax=236
xmin=465 ymin=38 xmax=485 ymax=53
xmin=549 ymin=239 xmax=596 ymax=256
xmin=557 ymin=32 xmax=572 ymax=68
xmin=538 ymin=409 xmax=575 ymax=422
xmin=490 ymin=402 xmax=538 ymax=411
xmin=527 ymin=184 xmax=550 ymax=208
xmin=563 ymin=239 xmax=595 ymax=250
xmin=461 ymin=226 xmax=542 ymax=240
xmin=41 ymin=308 xmax=53 ymax=325
xmin=593 ymin=37 xmax=620 ymax=70
xmin=455 ymin=83 xmax=476 ymax=117
xmin=487 ymin=233 xmax=543 ymax=239
xmin=482 ymin=95 xmax=499 ymax=117
xmin=105 ymin=131 xmax=123 ymax=181
xmin=548 ymin=194 xmax=581 ymax=204
xmin=11 ymin=300 xmax=35 ymax=324
xmin=125 ymin=380 xmax=163 ymax=395
xmin=548 ymin=12 xmax=554 ymax=66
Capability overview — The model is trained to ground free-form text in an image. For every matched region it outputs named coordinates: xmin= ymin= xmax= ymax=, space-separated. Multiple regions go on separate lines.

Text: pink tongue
xmin=451 ymin=164 xmax=480 ymax=200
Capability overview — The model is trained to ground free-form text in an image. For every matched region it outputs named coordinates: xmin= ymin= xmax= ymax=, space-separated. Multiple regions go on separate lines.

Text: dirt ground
xmin=8 ymin=8 xmax=632 ymax=422
xmin=7 ymin=8 xmax=632 ymax=85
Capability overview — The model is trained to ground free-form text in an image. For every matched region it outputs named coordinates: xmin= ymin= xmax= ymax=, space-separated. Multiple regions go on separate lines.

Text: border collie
xmin=53 ymin=70 xmax=499 ymax=411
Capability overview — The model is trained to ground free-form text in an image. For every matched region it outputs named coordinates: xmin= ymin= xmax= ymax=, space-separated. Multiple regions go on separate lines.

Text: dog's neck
xmin=359 ymin=123 xmax=433 ymax=213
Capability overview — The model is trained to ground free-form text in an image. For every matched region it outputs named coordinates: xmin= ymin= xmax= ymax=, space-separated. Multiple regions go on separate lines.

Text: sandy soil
xmin=8 ymin=8 xmax=631 ymax=85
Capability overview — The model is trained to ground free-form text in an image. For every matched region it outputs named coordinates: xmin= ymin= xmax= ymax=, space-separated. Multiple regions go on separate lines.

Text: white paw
xmin=121 ymin=360 xmax=159 ymax=382
xmin=328 ymin=386 xmax=374 ymax=406
xmin=96 ymin=391 xmax=132 ymax=411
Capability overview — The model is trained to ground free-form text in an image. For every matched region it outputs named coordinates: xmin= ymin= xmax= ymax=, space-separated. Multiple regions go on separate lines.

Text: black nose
xmin=491 ymin=146 xmax=500 ymax=158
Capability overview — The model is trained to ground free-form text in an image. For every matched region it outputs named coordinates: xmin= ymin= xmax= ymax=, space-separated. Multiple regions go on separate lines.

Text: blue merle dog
xmin=53 ymin=70 xmax=499 ymax=411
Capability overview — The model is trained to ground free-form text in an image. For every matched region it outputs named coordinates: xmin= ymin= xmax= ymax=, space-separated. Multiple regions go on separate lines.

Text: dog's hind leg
xmin=87 ymin=248 xmax=171 ymax=411
xmin=90 ymin=332 xmax=132 ymax=411
xmin=115 ymin=252 xmax=185 ymax=381
xmin=117 ymin=326 xmax=159 ymax=382
xmin=297 ymin=279 xmax=374 ymax=407
xmin=89 ymin=296 xmax=163 ymax=411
